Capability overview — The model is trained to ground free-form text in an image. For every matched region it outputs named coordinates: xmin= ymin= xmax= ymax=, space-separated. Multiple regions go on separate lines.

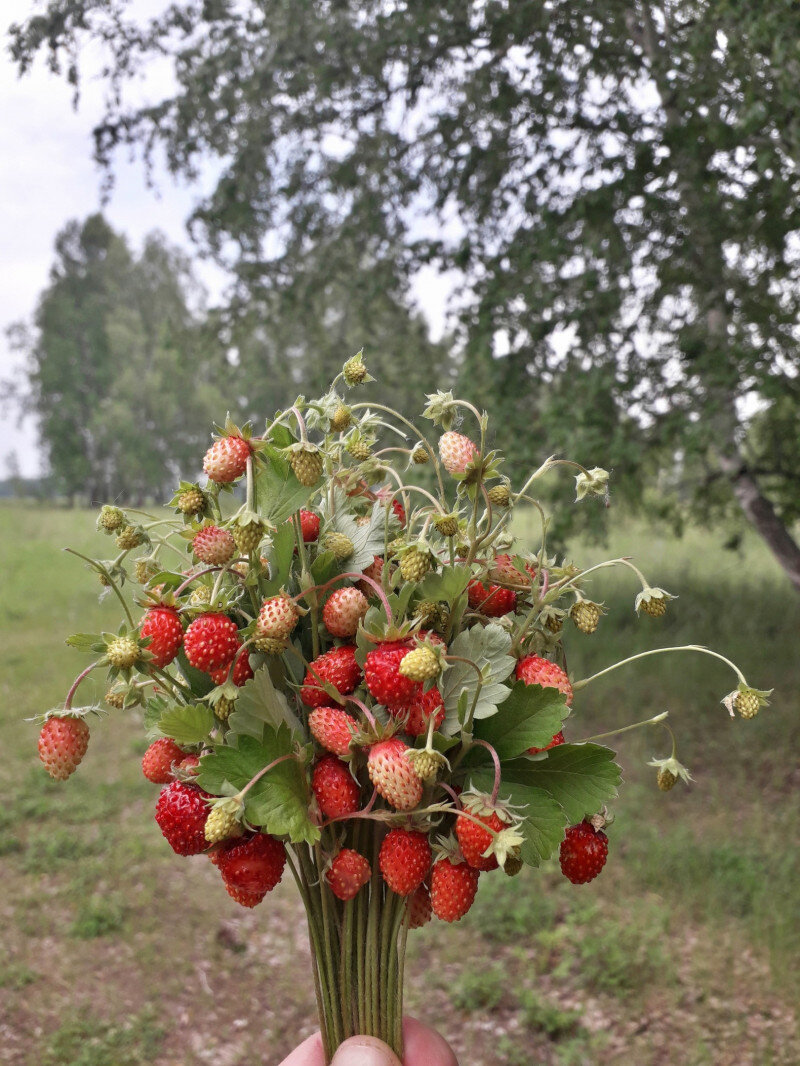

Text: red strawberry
xmin=203 ymin=435 xmax=251 ymax=484
xmin=154 ymin=780 xmax=211 ymax=855
xmin=184 ymin=613 xmax=240 ymax=672
xmin=139 ymin=606 xmax=183 ymax=669
xmin=300 ymin=646 xmax=362 ymax=708
xmin=516 ymin=655 xmax=573 ymax=704
xmin=209 ymin=651 xmax=254 ymax=688
xmin=364 ymin=642 xmax=421 ymax=709
xmin=408 ymin=883 xmax=432 ymax=929
xmin=323 ymin=587 xmax=369 ymax=638
xmin=299 ymin=509 xmax=321 ymax=542
xmin=177 ymin=753 xmax=200 ymax=775
xmin=38 ymin=716 xmax=90 ymax=781
xmin=224 ymin=882 xmax=265 ymax=908
xmin=192 ymin=525 xmax=236 ymax=565
xmin=455 ymin=804 xmax=507 ymax=871
xmin=256 ymin=594 xmax=299 ymax=640
xmin=215 ymin=832 xmax=286 ymax=896
xmin=309 ymin=706 xmax=358 ymax=757
xmin=430 ymin=858 xmax=480 ymax=922
xmin=468 ymin=579 xmax=517 ymax=617
xmin=326 ymin=848 xmax=371 ymax=901
xmin=494 ymin=553 xmax=536 ymax=584
xmin=142 ymin=738 xmax=186 ymax=784
xmin=559 ymin=820 xmax=609 ymax=884
xmin=401 ymin=687 xmax=445 ymax=737
xmin=379 ymin=829 xmax=431 ymax=895
xmin=439 ymin=431 xmax=478 ymax=475
xmin=312 ymin=756 xmax=362 ymax=818
xmin=392 ymin=499 xmax=406 ymax=527
xmin=527 ymin=730 xmax=565 ymax=756
xmin=367 ymin=738 xmax=423 ymax=811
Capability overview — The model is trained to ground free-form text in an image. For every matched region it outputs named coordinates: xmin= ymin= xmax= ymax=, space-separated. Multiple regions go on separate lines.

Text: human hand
xmin=279 ymin=1017 xmax=458 ymax=1065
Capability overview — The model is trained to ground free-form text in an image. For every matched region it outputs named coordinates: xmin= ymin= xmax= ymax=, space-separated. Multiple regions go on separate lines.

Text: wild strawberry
xmin=133 ymin=558 xmax=159 ymax=585
xmin=300 ymin=646 xmax=362 ymax=708
xmin=323 ymin=587 xmax=369 ymax=638
xmin=116 ymin=525 xmax=145 ymax=550
xmin=367 ymin=738 xmax=423 ymax=811
xmin=329 ymin=404 xmax=352 ymax=432
xmin=189 ymin=585 xmax=212 ymax=607
xmin=256 ymin=594 xmax=299 ymax=641
xmin=515 ymin=655 xmax=573 ymax=704
xmin=408 ymin=884 xmax=432 ymax=929
xmin=322 ymin=531 xmax=354 ymax=561
xmin=154 ymin=780 xmax=211 ymax=855
xmin=455 ymin=799 xmax=510 ymax=872
xmin=411 ymin=445 xmax=429 ymax=465
xmin=398 ymin=646 xmax=440 ymax=683
xmin=97 ymin=504 xmax=126 ymax=533
xmin=467 ymin=580 xmax=517 ymax=617
xmin=399 ymin=545 xmax=433 ymax=583
xmin=209 ymin=650 xmax=254 ymax=688
xmin=494 ymin=553 xmax=536 ymax=584
xmin=38 ymin=716 xmax=90 ymax=781
xmin=343 ymin=353 xmax=368 ymax=385
xmin=559 ymin=820 xmax=609 ymax=884
xmin=432 ymin=512 xmax=459 ymax=537
xmin=224 ymin=882 xmax=265 ymax=908
xmin=439 ymin=431 xmax=478 ymax=475
xmin=312 ymin=756 xmax=362 ymax=818
xmin=570 ymin=600 xmax=603 ymax=634
xmin=215 ymin=832 xmax=286 ymax=896
xmin=177 ymin=754 xmax=200 ymax=775
xmin=430 ymin=858 xmax=480 ymax=922
xmin=402 ymin=687 xmax=446 ymax=737
xmin=192 ymin=525 xmax=236 ymax=566
xmin=141 ymin=738 xmax=186 ymax=784
xmin=204 ymin=799 xmax=245 ymax=844
xmin=379 ymin=829 xmax=431 ymax=895
xmin=203 ymin=435 xmax=251 ymax=484
xmin=233 ymin=519 xmax=266 ymax=555
xmin=365 ymin=642 xmax=421 ymax=710
xmin=299 ymin=509 xmax=321 ymax=542
xmin=177 ymin=487 xmax=206 ymax=515
xmin=359 ymin=556 xmax=384 ymax=597
xmin=309 ymin=706 xmax=358 ymax=757
xmin=139 ymin=607 xmax=183 ymax=669
xmin=487 ymin=484 xmax=511 ymax=507
xmin=290 ymin=444 xmax=323 ymax=486
xmin=184 ymin=613 xmax=240 ymax=672
xmin=347 ymin=435 xmax=373 ymax=461
xmin=391 ymin=499 xmax=406 ymax=527
xmin=527 ymin=730 xmax=565 ymax=756
xmin=326 ymin=849 xmax=371 ymax=901
xmin=106 ymin=635 xmax=141 ymax=670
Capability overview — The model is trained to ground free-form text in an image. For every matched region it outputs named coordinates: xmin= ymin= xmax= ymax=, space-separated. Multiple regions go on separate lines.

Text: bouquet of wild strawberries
xmin=35 ymin=352 xmax=771 ymax=1063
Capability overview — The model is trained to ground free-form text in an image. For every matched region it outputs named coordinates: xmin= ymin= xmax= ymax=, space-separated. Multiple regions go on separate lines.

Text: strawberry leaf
xmin=440 ymin=623 xmax=515 ymax=730
xmin=227 ymin=667 xmax=304 ymax=743
xmin=260 ymin=520 xmax=297 ymax=596
xmin=197 ymin=729 xmax=318 ymax=844
xmin=158 ymin=703 xmax=216 ymax=744
xmin=473 ymin=682 xmax=569 ymax=760
xmin=467 ymin=768 xmax=567 ymax=866
xmin=417 ymin=566 xmax=470 ymax=607
xmin=174 ymin=649 xmax=215 ymax=697
xmin=254 ymin=445 xmax=318 ymax=524
xmin=489 ymin=744 xmax=622 ymax=823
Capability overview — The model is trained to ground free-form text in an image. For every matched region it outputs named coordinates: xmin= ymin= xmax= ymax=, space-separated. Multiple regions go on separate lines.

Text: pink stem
xmin=539 ymin=569 xmax=550 ymax=598
xmin=473 ymin=738 xmax=502 ymax=806
xmin=345 ymin=695 xmax=377 ymax=730
xmin=437 ymin=782 xmax=462 ymax=809
xmin=239 ymin=753 xmax=298 ymax=800
xmin=64 ymin=661 xmax=101 ymax=711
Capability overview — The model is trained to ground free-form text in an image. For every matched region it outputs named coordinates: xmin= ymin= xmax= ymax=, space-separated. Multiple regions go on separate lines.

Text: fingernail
xmin=330 ymin=1037 xmax=400 ymax=1066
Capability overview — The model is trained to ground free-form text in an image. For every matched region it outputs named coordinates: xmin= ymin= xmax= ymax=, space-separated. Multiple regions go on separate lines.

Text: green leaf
xmin=473 ymin=682 xmax=569 ymax=760
xmin=260 ymin=520 xmax=297 ymax=595
xmin=417 ymin=565 xmax=471 ymax=606
xmin=227 ymin=666 xmax=304 ymax=743
xmin=254 ymin=444 xmax=317 ymax=524
xmin=65 ymin=633 xmax=103 ymax=649
xmin=468 ymin=770 xmax=567 ymax=867
xmin=310 ymin=550 xmax=340 ymax=588
xmin=174 ymin=649 xmax=215 ymax=698
xmin=491 ymin=744 xmax=622 ymax=824
xmin=197 ymin=730 xmax=318 ymax=844
xmin=328 ymin=499 xmax=390 ymax=571
xmin=145 ymin=570 xmax=185 ymax=589
xmin=440 ymin=623 xmax=515 ymax=731
xmin=158 ymin=703 xmax=215 ymax=744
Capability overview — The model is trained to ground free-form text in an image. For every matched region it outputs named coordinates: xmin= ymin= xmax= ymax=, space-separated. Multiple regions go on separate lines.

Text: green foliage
xmin=41 ymin=1009 xmax=163 ymax=1066
xmin=474 ymin=682 xmax=570 ymax=760
xmin=156 ymin=703 xmax=215 ymax=745
xmin=440 ymin=623 xmax=515 ymax=728
xmin=449 ymin=964 xmax=506 ymax=1012
xmin=69 ymin=895 xmax=127 ymax=939
xmin=493 ymin=745 xmax=623 ymax=824
xmin=227 ymin=668 xmax=304 ymax=743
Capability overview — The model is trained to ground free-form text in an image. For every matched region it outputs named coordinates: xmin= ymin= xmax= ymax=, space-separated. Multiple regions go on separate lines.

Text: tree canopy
xmin=9 ymin=2 xmax=800 ymax=582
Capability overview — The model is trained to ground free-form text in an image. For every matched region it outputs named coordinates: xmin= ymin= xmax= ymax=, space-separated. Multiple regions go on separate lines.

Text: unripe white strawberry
xmin=256 ymin=594 xmax=299 ymax=641
xmin=322 ymin=587 xmax=369 ymax=638
xmin=438 ymin=431 xmax=478 ymax=475
xmin=203 ymin=436 xmax=251 ymax=483
xmin=367 ymin=738 xmax=423 ymax=811
xmin=192 ymin=525 xmax=236 ymax=565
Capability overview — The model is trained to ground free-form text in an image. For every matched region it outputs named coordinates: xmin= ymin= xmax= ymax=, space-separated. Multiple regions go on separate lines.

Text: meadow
xmin=1 ymin=502 xmax=798 ymax=1065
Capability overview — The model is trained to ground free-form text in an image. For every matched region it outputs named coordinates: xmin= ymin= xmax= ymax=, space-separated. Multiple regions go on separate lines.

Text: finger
xmin=278 ymin=1031 xmax=326 ymax=1066
xmin=402 ymin=1017 xmax=459 ymax=1066
xmin=330 ymin=1036 xmax=402 ymax=1066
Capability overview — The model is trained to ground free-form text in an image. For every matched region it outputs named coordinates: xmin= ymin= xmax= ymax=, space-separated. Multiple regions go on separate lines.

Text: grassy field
xmin=1 ymin=502 xmax=798 ymax=1065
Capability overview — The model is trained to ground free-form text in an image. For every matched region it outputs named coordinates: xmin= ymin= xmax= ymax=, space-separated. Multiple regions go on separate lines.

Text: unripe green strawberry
xmin=233 ymin=520 xmax=266 ymax=555
xmin=398 ymin=646 xmax=439 ymax=682
xmin=487 ymin=484 xmax=511 ymax=507
xmin=657 ymin=768 xmax=677 ymax=791
xmin=411 ymin=445 xmax=429 ymax=465
xmin=189 ymin=586 xmax=212 ymax=607
xmin=38 ymin=715 xmax=90 ymax=781
xmin=399 ymin=546 xmax=432 ymax=582
xmin=570 ymin=600 xmax=603 ymax=634
xmin=116 ymin=525 xmax=144 ymax=550
xmin=204 ymin=799 xmax=244 ymax=844
xmin=177 ymin=487 xmax=206 ymax=515
xmin=414 ymin=600 xmax=445 ymax=630
xmin=253 ymin=635 xmax=288 ymax=655
xmin=107 ymin=636 xmax=140 ymax=669
xmin=641 ymin=597 xmax=667 ymax=618
xmin=329 ymin=404 xmax=352 ymax=432
xmin=104 ymin=690 xmax=125 ymax=709
xmin=290 ymin=445 xmax=323 ymax=486
xmin=215 ymin=696 xmax=236 ymax=721
xmin=322 ymin=531 xmax=354 ymax=561
xmin=734 ymin=690 xmax=760 ymax=719
xmin=133 ymin=558 xmax=159 ymax=585
xmin=432 ymin=513 xmax=459 ymax=537
xmin=97 ymin=505 xmax=126 ymax=533
xmin=346 ymin=435 xmax=372 ymax=461
xmin=343 ymin=353 xmax=368 ymax=385
xmin=405 ymin=748 xmax=447 ymax=783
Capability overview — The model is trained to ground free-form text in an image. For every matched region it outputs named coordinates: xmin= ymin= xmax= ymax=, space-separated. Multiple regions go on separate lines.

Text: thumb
xmin=329 ymin=1036 xmax=402 ymax=1066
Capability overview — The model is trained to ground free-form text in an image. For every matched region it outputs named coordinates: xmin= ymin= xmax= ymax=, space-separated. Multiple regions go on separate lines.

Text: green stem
xmin=573 ymin=645 xmax=748 ymax=692
xmin=350 ymin=402 xmax=446 ymax=501
xmin=580 ymin=711 xmax=669 ymax=744
xmin=65 ymin=548 xmax=136 ymax=628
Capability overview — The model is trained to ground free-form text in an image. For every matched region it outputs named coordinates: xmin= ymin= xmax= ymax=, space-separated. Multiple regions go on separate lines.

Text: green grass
xmin=2 ymin=501 xmax=799 ymax=1064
